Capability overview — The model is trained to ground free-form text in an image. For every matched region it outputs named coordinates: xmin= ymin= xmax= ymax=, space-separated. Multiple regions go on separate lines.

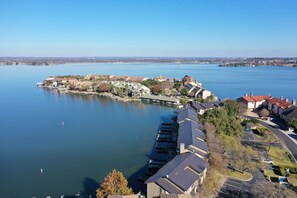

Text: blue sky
xmin=0 ymin=0 xmax=297 ymax=57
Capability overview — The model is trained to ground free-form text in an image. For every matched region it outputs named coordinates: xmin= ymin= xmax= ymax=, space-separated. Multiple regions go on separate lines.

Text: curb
xmin=227 ymin=173 xmax=254 ymax=182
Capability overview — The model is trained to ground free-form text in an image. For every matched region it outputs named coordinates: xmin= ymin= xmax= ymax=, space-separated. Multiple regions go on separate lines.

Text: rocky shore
xmin=44 ymin=86 xmax=141 ymax=103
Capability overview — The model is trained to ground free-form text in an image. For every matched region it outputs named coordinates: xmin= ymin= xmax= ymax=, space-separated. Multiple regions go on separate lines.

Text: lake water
xmin=1 ymin=63 xmax=297 ymax=197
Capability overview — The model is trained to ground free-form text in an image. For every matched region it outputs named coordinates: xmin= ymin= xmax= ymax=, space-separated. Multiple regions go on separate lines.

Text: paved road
xmin=258 ymin=120 xmax=297 ymax=162
xmin=217 ymin=178 xmax=245 ymax=198
xmin=217 ymin=169 xmax=266 ymax=198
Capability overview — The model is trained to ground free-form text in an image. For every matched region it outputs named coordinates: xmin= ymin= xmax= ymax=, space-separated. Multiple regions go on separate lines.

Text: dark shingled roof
xmin=185 ymin=83 xmax=194 ymax=90
xmin=191 ymin=101 xmax=223 ymax=111
xmin=178 ymin=120 xmax=208 ymax=152
xmin=282 ymin=106 xmax=297 ymax=119
xmin=179 ymin=120 xmax=205 ymax=140
xmin=145 ymin=152 xmax=208 ymax=193
xmin=176 ymin=105 xmax=195 ymax=113
xmin=177 ymin=108 xmax=199 ymax=123
xmin=188 ymin=86 xmax=202 ymax=97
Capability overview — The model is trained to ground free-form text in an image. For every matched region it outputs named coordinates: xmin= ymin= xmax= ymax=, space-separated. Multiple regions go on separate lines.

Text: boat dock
xmin=140 ymin=95 xmax=180 ymax=106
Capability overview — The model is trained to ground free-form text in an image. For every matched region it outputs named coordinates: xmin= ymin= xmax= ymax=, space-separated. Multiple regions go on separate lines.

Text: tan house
xmin=237 ymin=95 xmax=271 ymax=109
xmin=154 ymin=76 xmax=167 ymax=82
xmin=267 ymin=97 xmax=293 ymax=115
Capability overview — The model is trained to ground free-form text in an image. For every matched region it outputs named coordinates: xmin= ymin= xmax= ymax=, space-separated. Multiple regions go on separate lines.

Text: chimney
xmin=280 ymin=96 xmax=284 ymax=100
xmin=292 ymin=99 xmax=296 ymax=106
xmin=180 ymin=143 xmax=185 ymax=154
xmin=250 ymin=92 xmax=253 ymax=96
xmin=244 ymin=93 xmax=248 ymax=97
xmin=285 ymin=98 xmax=289 ymax=102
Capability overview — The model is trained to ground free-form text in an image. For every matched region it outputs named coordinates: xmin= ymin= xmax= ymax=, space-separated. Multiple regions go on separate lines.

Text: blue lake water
xmin=0 ymin=63 xmax=297 ymax=197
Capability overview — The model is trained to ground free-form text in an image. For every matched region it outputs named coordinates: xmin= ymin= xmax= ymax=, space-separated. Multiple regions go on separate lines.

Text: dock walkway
xmin=140 ymin=95 xmax=180 ymax=106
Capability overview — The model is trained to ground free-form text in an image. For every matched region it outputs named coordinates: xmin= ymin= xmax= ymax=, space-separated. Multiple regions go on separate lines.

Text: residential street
xmin=258 ymin=120 xmax=297 ymax=162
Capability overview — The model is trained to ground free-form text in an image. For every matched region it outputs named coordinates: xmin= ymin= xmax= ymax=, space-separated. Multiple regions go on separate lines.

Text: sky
xmin=0 ymin=0 xmax=297 ymax=57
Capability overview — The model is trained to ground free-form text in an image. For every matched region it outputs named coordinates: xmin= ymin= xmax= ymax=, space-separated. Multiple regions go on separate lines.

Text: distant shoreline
xmin=1 ymin=56 xmax=297 ymax=67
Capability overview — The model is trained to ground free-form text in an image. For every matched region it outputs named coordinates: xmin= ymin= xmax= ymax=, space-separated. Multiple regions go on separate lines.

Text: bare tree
xmin=252 ymin=180 xmax=296 ymax=198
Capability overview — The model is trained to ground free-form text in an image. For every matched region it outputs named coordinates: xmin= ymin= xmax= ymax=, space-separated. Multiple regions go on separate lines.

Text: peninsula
xmin=37 ymin=74 xmax=214 ymax=106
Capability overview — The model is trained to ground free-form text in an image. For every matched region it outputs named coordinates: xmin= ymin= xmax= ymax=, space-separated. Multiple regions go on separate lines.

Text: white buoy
xmin=62 ymin=122 xmax=64 ymax=126
xmin=41 ymin=168 xmax=43 ymax=174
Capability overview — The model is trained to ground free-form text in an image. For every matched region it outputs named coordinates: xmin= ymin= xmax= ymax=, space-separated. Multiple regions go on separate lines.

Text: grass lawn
xmin=266 ymin=146 xmax=297 ymax=186
xmin=288 ymin=175 xmax=297 ymax=186
xmin=264 ymin=170 xmax=279 ymax=178
xmin=227 ymin=170 xmax=253 ymax=181
xmin=268 ymin=147 xmax=296 ymax=167
xmin=255 ymin=133 xmax=264 ymax=140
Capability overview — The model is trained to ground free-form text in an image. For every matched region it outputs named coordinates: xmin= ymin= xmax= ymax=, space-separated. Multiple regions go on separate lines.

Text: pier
xmin=140 ymin=95 xmax=180 ymax=106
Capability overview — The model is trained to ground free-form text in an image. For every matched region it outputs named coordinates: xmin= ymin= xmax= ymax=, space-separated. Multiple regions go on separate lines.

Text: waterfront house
xmin=181 ymin=75 xmax=198 ymax=86
xmin=68 ymin=78 xmax=79 ymax=84
xmin=87 ymin=74 xmax=111 ymax=80
xmin=176 ymin=107 xmax=208 ymax=159
xmin=126 ymin=76 xmax=147 ymax=82
xmin=177 ymin=108 xmax=199 ymax=124
xmin=199 ymin=89 xmax=212 ymax=100
xmin=281 ymin=105 xmax=297 ymax=122
xmin=176 ymin=105 xmax=196 ymax=113
xmin=160 ymin=81 xmax=174 ymax=91
xmin=146 ymin=106 xmax=208 ymax=197
xmin=190 ymin=101 xmax=223 ymax=115
xmin=267 ymin=97 xmax=293 ymax=115
xmin=145 ymin=152 xmax=208 ymax=198
xmin=177 ymin=120 xmax=208 ymax=159
xmin=110 ymin=75 xmax=130 ymax=81
xmin=237 ymin=95 xmax=271 ymax=109
xmin=153 ymin=76 xmax=167 ymax=82
xmin=111 ymin=81 xmax=150 ymax=96
xmin=180 ymin=82 xmax=211 ymax=100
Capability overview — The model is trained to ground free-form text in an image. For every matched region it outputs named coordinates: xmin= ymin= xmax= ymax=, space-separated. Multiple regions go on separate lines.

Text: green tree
xmin=180 ymin=97 xmax=189 ymax=105
xmin=224 ymin=99 xmax=240 ymax=117
xmin=204 ymin=94 xmax=215 ymax=102
xmin=262 ymin=132 xmax=275 ymax=151
xmin=252 ymin=180 xmax=297 ymax=197
xmin=201 ymin=108 xmax=243 ymax=136
xmin=250 ymin=118 xmax=259 ymax=124
xmin=174 ymin=81 xmax=181 ymax=89
xmin=140 ymin=79 xmax=158 ymax=88
xmin=288 ymin=118 xmax=297 ymax=131
xmin=180 ymin=88 xmax=188 ymax=96
xmin=96 ymin=169 xmax=133 ymax=198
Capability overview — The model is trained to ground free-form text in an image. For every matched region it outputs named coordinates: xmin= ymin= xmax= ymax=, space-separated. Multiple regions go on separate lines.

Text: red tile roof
xmin=126 ymin=76 xmax=146 ymax=82
xmin=242 ymin=96 xmax=271 ymax=103
xmin=268 ymin=98 xmax=292 ymax=109
xmin=242 ymin=96 xmax=255 ymax=102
